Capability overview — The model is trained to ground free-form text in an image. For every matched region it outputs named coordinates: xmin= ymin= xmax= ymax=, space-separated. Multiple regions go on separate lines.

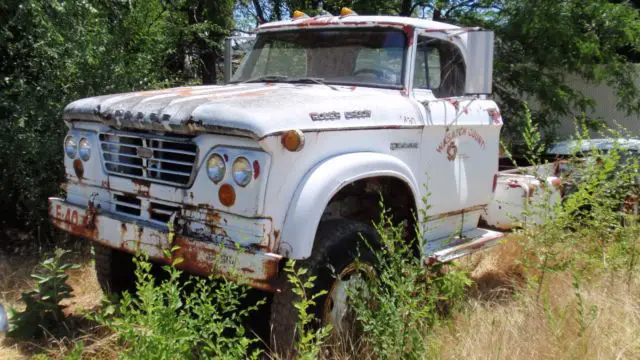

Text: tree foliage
xmin=0 ymin=0 xmax=232 ymax=246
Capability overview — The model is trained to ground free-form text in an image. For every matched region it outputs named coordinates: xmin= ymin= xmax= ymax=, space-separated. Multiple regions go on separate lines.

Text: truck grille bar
xmin=99 ymin=131 xmax=198 ymax=187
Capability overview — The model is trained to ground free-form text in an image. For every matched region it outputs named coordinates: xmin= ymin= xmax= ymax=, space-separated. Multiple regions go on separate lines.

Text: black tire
xmin=94 ymin=243 xmax=137 ymax=295
xmin=269 ymin=220 xmax=379 ymax=358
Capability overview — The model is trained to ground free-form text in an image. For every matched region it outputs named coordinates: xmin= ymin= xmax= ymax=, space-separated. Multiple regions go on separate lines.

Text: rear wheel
xmin=94 ymin=243 xmax=137 ymax=295
xmin=269 ymin=220 xmax=379 ymax=358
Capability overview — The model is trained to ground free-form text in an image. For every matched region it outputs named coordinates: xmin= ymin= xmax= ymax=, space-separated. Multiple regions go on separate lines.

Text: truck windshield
xmin=231 ymin=29 xmax=406 ymax=89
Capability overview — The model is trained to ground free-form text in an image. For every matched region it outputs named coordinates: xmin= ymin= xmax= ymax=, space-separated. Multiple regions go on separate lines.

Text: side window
xmin=413 ymin=37 xmax=465 ymax=98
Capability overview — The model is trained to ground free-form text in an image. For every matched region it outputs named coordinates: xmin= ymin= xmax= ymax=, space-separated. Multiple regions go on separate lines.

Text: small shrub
xmin=282 ymin=259 xmax=332 ymax=360
xmin=93 ymin=253 xmax=263 ymax=360
xmin=7 ymin=248 xmax=79 ymax=340
xmin=348 ymin=205 xmax=471 ymax=360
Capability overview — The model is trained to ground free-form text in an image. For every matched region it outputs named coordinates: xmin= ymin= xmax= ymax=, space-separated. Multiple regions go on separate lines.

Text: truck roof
xmin=258 ymin=15 xmax=461 ymax=33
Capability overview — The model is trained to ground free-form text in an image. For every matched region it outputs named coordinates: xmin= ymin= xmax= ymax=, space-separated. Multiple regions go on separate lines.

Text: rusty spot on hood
xmin=178 ymin=88 xmax=194 ymax=96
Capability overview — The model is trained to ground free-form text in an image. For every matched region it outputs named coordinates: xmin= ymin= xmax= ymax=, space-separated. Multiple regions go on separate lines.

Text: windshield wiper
xmin=241 ymin=75 xmax=289 ymax=83
xmin=287 ymin=77 xmax=338 ymax=91
xmin=239 ymin=75 xmax=338 ymax=90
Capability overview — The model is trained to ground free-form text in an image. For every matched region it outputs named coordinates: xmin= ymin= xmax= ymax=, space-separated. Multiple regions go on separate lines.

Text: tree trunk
xmin=253 ymin=0 xmax=266 ymax=23
xmin=273 ymin=0 xmax=283 ymax=20
xmin=433 ymin=8 xmax=442 ymax=21
xmin=201 ymin=50 xmax=218 ymax=85
xmin=188 ymin=1 xmax=218 ymax=85
xmin=399 ymin=0 xmax=412 ymax=16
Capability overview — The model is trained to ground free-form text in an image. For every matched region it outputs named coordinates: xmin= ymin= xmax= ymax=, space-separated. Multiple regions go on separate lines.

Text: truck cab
xmin=49 ymin=11 xmax=503 ymax=351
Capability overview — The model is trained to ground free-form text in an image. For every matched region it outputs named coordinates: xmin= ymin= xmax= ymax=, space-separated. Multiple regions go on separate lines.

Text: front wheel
xmin=94 ymin=243 xmax=137 ymax=295
xmin=269 ymin=220 xmax=379 ymax=358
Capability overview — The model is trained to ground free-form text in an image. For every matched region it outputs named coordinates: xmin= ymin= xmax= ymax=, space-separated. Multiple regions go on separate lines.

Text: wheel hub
xmin=323 ymin=262 xmax=373 ymax=334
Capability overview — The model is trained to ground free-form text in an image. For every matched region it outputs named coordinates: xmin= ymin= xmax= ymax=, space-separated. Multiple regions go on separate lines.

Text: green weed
xmin=7 ymin=248 xmax=79 ymax=340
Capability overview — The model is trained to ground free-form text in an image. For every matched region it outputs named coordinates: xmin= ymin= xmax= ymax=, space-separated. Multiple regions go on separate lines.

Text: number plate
xmin=50 ymin=202 xmax=89 ymax=226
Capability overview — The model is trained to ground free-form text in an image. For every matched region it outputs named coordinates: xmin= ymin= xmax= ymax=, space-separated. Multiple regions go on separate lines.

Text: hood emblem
xmin=137 ymin=147 xmax=154 ymax=159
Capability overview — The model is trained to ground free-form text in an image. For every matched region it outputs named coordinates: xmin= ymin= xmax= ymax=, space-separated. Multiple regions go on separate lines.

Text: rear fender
xmin=279 ymin=152 xmax=421 ymax=259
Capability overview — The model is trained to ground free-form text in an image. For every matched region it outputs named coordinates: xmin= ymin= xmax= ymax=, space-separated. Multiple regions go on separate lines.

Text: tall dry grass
xmin=432 ymin=238 xmax=640 ymax=360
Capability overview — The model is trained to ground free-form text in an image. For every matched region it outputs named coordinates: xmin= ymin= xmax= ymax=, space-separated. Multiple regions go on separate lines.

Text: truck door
xmin=413 ymin=35 xmax=501 ymax=251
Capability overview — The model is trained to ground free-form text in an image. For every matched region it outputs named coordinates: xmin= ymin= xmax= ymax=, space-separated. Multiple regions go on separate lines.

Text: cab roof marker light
xmin=340 ymin=7 xmax=358 ymax=16
xmin=292 ymin=10 xmax=309 ymax=19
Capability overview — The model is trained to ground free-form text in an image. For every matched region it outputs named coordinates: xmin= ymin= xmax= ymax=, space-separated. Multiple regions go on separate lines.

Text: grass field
xmin=2 ymin=233 xmax=638 ymax=359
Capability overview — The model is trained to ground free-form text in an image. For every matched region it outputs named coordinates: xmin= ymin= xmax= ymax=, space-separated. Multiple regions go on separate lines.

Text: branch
xmin=410 ymin=1 xmax=432 ymax=16
xmin=252 ymin=0 xmax=266 ymax=24
xmin=443 ymin=0 xmax=477 ymax=17
xmin=233 ymin=28 xmax=255 ymax=34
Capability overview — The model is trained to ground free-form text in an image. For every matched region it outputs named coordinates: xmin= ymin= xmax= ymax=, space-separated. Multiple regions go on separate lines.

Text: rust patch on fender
xmin=488 ymin=108 xmax=502 ymax=124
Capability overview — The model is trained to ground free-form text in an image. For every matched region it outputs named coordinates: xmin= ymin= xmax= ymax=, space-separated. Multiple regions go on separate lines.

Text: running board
xmin=424 ymin=228 xmax=505 ymax=265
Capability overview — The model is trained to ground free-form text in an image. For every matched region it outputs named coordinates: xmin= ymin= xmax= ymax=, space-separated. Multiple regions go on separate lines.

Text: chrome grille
xmin=113 ymin=194 xmax=141 ymax=216
xmin=99 ymin=131 xmax=198 ymax=187
xmin=112 ymin=193 xmax=180 ymax=225
xmin=149 ymin=202 xmax=180 ymax=223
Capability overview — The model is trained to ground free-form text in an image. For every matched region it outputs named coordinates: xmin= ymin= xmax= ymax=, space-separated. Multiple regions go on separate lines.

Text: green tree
xmin=454 ymin=0 xmax=640 ymax=138
xmin=0 ymin=0 xmax=230 ymax=246
xmin=176 ymin=0 xmax=235 ymax=84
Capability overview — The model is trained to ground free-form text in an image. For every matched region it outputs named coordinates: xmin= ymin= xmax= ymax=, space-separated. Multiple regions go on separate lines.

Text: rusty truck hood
xmin=64 ymin=83 xmax=419 ymax=139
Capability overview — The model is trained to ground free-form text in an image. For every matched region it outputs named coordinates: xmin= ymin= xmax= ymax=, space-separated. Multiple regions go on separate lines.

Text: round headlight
xmin=207 ymin=154 xmax=226 ymax=183
xmin=64 ymin=136 xmax=77 ymax=159
xmin=232 ymin=157 xmax=252 ymax=187
xmin=78 ymin=138 xmax=91 ymax=161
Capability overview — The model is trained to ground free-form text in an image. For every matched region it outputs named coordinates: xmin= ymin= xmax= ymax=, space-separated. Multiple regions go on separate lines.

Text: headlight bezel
xmin=207 ymin=153 xmax=226 ymax=184
xmin=78 ymin=137 xmax=91 ymax=161
xmin=64 ymin=135 xmax=77 ymax=159
xmin=232 ymin=156 xmax=253 ymax=187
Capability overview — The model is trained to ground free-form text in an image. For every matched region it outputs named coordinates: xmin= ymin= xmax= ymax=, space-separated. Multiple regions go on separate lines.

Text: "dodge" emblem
xmin=137 ymin=147 xmax=153 ymax=159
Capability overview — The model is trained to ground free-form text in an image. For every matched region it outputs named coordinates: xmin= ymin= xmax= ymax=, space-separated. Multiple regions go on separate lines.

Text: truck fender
xmin=279 ymin=152 xmax=421 ymax=260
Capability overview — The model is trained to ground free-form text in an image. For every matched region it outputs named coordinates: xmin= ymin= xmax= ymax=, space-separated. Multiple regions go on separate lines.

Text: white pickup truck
xmin=50 ymin=11 xmax=507 ymax=350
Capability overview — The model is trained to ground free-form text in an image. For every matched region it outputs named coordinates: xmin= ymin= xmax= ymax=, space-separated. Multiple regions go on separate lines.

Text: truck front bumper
xmin=48 ymin=197 xmax=282 ymax=291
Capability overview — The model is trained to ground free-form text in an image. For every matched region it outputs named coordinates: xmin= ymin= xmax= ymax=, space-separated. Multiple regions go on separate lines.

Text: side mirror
xmin=465 ymin=31 xmax=494 ymax=95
